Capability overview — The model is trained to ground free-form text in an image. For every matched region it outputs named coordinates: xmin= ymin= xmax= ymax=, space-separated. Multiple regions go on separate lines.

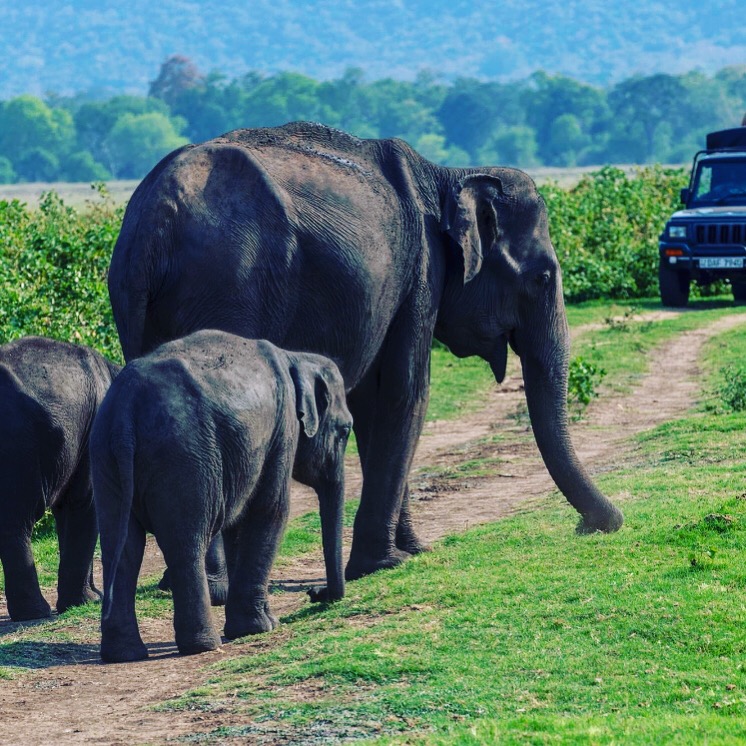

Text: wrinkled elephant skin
xmin=0 ymin=337 xmax=118 ymax=621
xmin=107 ymin=122 xmax=623 ymax=582
xmin=91 ymin=332 xmax=351 ymax=662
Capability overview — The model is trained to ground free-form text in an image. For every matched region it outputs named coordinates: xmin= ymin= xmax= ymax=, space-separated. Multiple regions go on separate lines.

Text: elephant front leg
xmin=0 ymin=529 xmax=51 ymax=621
xmin=396 ymin=486 xmax=431 ymax=555
xmin=53 ymin=494 xmax=101 ymax=614
xmin=224 ymin=481 xmax=289 ymax=640
xmin=346 ymin=330 xmax=431 ymax=580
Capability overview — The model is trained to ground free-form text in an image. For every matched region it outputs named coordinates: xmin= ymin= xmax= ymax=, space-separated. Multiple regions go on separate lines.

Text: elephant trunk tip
xmin=576 ymin=503 xmax=624 ymax=535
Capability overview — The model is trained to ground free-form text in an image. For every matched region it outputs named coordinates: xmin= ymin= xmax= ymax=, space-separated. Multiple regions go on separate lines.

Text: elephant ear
xmin=290 ymin=359 xmax=331 ymax=438
xmin=442 ymin=174 xmax=504 ymax=283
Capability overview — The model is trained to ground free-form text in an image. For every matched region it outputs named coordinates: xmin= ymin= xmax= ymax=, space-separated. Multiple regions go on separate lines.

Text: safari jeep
xmin=659 ymin=127 xmax=746 ymax=306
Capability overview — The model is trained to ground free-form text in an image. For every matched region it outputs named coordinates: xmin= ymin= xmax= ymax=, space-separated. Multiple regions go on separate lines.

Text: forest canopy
xmin=0 ymin=58 xmax=745 ymax=184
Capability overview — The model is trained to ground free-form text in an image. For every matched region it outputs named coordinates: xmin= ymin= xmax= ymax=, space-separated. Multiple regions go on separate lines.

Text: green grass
xmin=163 ymin=405 xmax=746 ymax=744
xmin=5 ymin=298 xmax=746 ymax=743
xmin=152 ymin=300 xmax=746 ymax=743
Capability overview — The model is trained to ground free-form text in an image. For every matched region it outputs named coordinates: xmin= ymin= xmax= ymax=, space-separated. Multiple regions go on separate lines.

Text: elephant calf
xmin=0 ymin=337 xmax=118 ymax=621
xmin=91 ymin=331 xmax=352 ymax=663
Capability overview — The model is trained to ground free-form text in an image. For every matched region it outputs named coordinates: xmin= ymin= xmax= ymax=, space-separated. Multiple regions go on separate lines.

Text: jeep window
xmin=691 ymin=160 xmax=746 ymax=205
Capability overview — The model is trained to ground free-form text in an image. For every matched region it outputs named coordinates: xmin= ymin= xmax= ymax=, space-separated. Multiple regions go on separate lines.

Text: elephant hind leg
xmin=53 ymin=487 xmax=101 ymax=614
xmin=224 ymin=476 xmax=289 ymax=640
xmin=100 ymin=514 xmax=148 ymax=663
xmin=158 ymin=537 xmax=221 ymax=656
xmin=0 ymin=528 xmax=51 ymax=622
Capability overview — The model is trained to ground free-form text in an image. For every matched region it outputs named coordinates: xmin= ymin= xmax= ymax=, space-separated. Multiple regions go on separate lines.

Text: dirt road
xmin=1 ymin=312 xmax=744 ymax=744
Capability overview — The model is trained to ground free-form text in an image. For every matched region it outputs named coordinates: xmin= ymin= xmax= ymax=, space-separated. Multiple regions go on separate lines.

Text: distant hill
xmin=3 ymin=0 xmax=745 ymax=99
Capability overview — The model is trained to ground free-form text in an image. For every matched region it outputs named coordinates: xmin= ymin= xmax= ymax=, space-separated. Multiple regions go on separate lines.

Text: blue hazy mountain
xmin=3 ymin=0 xmax=745 ymax=98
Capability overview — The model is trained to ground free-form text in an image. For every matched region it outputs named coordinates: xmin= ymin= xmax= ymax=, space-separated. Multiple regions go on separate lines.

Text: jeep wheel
xmin=659 ymin=261 xmax=690 ymax=307
xmin=732 ymin=281 xmax=746 ymax=303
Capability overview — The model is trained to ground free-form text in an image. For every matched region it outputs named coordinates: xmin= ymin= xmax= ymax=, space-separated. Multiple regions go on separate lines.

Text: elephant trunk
xmin=318 ymin=477 xmax=345 ymax=600
xmin=518 ymin=332 xmax=623 ymax=534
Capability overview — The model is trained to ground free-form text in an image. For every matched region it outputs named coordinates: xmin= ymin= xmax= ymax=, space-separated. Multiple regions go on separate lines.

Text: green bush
xmin=0 ymin=185 xmax=123 ymax=361
xmin=0 ymin=167 xmax=708 ymax=369
xmin=714 ymin=364 xmax=746 ymax=412
xmin=541 ymin=165 xmax=687 ymax=302
xmin=567 ymin=355 xmax=606 ymax=416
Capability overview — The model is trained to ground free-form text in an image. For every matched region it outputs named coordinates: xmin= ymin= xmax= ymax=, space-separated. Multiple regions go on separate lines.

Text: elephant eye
xmin=340 ymin=425 xmax=352 ymax=438
xmin=535 ymin=270 xmax=552 ymax=286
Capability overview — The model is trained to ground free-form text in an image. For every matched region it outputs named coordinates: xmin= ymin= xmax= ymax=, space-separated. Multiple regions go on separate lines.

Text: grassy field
xmin=159 ymin=303 xmax=746 ymax=744
xmin=4 ymin=299 xmax=746 ymax=743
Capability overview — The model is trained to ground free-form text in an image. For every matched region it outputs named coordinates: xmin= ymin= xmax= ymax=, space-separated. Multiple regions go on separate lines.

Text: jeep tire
xmin=732 ymin=280 xmax=746 ymax=303
xmin=659 ymin=261 xmax=690 ymax=307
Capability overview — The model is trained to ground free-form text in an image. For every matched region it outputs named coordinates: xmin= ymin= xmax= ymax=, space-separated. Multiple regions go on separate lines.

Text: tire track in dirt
xmin=1 ymin=312 xmax=745 ymax=745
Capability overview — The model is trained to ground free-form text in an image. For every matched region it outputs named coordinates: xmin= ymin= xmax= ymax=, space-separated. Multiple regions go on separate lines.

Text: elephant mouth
xmin=488 ymin=334 xmax=509 ymax=383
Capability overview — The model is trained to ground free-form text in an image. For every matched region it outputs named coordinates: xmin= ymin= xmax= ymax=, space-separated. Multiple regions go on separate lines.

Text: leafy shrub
xmin=567 ymin=356 xmax=606 ymax=416
xmin=541 ymin=165 xmax=687 ymax=302
xmin=0 ymin=185 xmax=123 ymax=361
xmin=714 ymin=364 xmax=746 ymax=412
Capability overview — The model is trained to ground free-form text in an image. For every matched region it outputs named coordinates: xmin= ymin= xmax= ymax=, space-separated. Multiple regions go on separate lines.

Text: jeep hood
xmin=672 ymin=206 xmax=746 ymax=219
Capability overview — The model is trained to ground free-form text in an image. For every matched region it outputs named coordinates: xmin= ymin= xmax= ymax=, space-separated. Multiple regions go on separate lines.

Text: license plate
xmin=699 ymin=257 xmax=745 ymax=269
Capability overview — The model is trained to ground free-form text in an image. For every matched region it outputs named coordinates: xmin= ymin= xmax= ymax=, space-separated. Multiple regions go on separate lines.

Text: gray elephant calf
xmin=0 ymin=336 xmax=118 ymax=621
xmin=90 ymin=331 xmax=352 ymax=663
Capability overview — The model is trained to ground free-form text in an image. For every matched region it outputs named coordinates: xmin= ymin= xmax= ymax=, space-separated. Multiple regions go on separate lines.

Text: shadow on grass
xmin=0 ymin=639 xmax=185 ymax=669
xmin=0 ymin=614 xmax=53 ymax=639
xmin=0 ymin=640 xmax=100 ymax=669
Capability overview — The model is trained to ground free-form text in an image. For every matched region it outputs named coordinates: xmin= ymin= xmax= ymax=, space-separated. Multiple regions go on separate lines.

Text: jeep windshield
xmin=690 ymin=158 xmax=746 ymax=206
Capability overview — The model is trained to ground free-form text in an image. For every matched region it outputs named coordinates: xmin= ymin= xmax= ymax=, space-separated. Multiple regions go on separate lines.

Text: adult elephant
xmin=108 ymin=122 xmax=623 ymax=580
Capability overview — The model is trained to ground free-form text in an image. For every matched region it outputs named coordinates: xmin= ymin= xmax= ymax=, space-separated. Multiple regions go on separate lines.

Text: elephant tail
xmin=101 ymin=427 xmax=137 ymax=622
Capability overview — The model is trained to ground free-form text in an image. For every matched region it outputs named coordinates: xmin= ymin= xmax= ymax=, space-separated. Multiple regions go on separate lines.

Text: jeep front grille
xmin=695 ymin=223 xmax=746 ymax=245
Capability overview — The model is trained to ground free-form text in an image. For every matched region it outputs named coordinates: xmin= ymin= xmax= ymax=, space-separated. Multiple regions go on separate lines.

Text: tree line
xmin=0 ymin=56 xmax=745 ymax=184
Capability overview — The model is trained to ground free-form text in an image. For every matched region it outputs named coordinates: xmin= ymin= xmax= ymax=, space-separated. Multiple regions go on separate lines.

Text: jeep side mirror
xmin=680 ymin=188 xmax=690 ymax=204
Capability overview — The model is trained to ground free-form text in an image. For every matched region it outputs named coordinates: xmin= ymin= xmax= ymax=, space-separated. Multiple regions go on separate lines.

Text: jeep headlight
xmin=668 ymin=225 xmax=687 ymax=238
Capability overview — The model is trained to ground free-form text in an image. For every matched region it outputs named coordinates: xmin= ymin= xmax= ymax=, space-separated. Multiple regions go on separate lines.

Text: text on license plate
xmin=699 ymin=257 xmax=745 ymax=269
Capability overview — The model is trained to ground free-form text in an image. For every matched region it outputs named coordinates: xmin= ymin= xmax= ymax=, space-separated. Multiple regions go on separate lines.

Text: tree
xmin=607 ymin=74 xmax=688 ymax=162
xmin=545 ymin=114 xmax=590 ymax=166
xmin=478 ymin=125 xmax=538 ymax=167
xmin=0 ymin=156 xmax=16 ymax=184
xmin=237 ymin=72 xmax=327 ymax=128
xmin=362 ymin=78 xmax=441 ymax=143
xmin=75 ymin=96 xmax=175 ymax=171
xmin=15 ymin=148 xmax=60 ymax=182
xmin=104 ymin=112 xmax=188 ymax=178
xmin=412 ymin=133 xmax=469 ymax=167
xmin=61 ymin=151 xmax=111 ymax=182
xmin=0 ymin=96 xmax=75 ymax=163
xmin=149 ymin=55 xmax=205 ymax=108
xmin=524 ymin=72 xmax=609 ymax=165
xmin=437 ymin=79 xmax=514 ymax=159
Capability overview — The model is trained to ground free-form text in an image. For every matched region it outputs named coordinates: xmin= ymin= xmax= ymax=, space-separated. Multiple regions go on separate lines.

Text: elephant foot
xmin=56 ymin=585 xmax=102 ymax=615
xmin=395 ymin=532 xmax=431 ymax=555
xmin=576 ymin=505 xmax=624 ymax=535
xmin=8 ymin=597 xmax=52 ymax=622
xmin=307 ymin=585 xmax=344 ymax=604
xmin=224 ymin=601 xmax=278 ymax=640
xmin=345 ymin=546 xmax=411 ymax=582
xmin=395 ymin=513 xmax=430 ymax=555
xmin=176 ymin=630 xmax=222 ymax=656
xmin=100 ymin=636 xmax=149 ymax=663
